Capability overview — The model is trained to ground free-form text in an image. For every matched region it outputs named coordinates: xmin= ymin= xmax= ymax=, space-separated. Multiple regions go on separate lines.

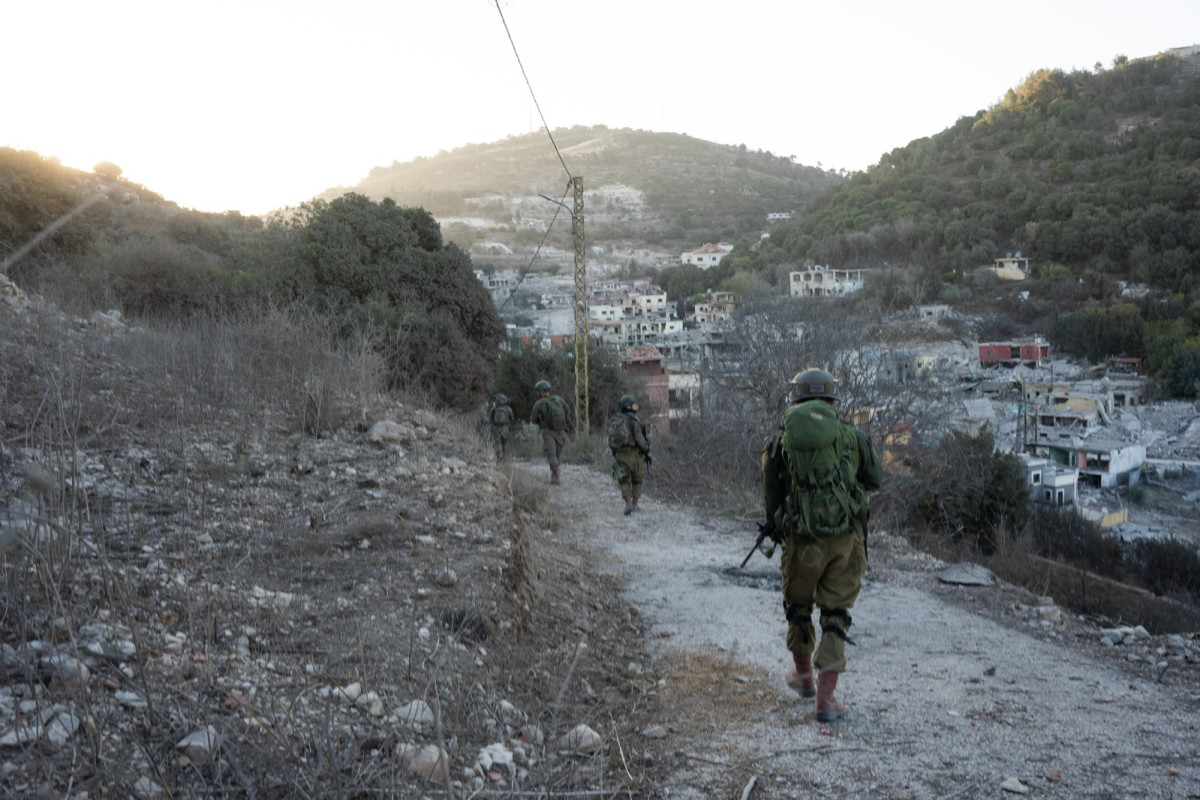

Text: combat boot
xmin=815 ymin=671 xmax=845 ymax=721
xmin=623 ymin=497 xmax=633 ymax=515
xmin=631 ymin=496 xmax=639 ymax=511
xmin=784 ymin=653 xmax=816 ymax=698
xmin=551 ymin=467 xmax=560 ymax=485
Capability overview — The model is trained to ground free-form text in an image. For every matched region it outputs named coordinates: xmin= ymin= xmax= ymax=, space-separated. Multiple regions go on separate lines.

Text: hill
xmin=333 ymin=125 xmax=842 ymax=254
xmin=740 ymin=46 xmax=1200 ymax=287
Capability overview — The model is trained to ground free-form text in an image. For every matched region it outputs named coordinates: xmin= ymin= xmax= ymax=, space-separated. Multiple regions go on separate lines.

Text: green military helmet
xmin=619 ymin=394 xmax=638 ymax=411
xmin=534 ymin=380 xmax=551 ymax=392
xmin=789 ymin=368 xmax=838 ymax=403
xmin=494 ymin=393 xmax=508 ymax=406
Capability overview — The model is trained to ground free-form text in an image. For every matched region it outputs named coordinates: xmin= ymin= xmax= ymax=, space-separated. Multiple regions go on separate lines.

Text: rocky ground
xmin=2 ymin=279 xmax=1200 ymax=799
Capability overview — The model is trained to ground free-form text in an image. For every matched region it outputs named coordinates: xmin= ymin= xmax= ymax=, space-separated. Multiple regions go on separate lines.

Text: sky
xmin=5 ymin=0 xmax=1198 ymax=216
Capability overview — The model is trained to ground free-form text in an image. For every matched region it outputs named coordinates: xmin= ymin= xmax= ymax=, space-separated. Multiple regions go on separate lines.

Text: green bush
xmin=901 ymin=430 xmax=1030 ymax=553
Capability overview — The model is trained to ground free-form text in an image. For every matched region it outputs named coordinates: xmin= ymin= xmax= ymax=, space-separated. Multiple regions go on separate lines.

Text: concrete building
xmin=681 ymin=242 xmax=734 ymax=269
xmin=1020 ymin=453 xmax=1079 ymax=508
xmin=788 ymin=265 xmax=866 ymax=297
xmin=475 ymin=270 xmax=515 ymax=306
xmin=1028 ymin=438 xmax=1146 ymax=488
xmin=693 ymin=291 xmax=736 ymax=328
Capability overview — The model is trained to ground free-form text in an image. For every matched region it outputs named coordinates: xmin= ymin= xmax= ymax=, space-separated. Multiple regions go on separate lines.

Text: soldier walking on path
xmin=488 ymin=394 xmax=514 ymax=461
xmin=606 ymin=394 xmax=651 ymax=515
xmin=761 ymin=368 xmax=882 ymax=721
xmin=530 ymin=380 xmax=570 ymax=484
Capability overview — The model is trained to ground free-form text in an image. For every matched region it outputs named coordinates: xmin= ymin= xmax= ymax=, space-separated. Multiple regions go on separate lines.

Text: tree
xmin=275 ymin=193 xmax=505 ymax=409
xmin=93 ymin=161 xmax=123 ymax=180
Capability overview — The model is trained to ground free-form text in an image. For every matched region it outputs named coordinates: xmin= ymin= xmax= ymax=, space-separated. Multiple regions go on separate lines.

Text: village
xmin=474 ymin=240 xmax=1200 ymax=553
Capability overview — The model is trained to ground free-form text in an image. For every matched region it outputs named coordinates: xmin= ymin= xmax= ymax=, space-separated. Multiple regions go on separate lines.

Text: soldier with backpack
xmin=489 ymin=394 xmax=514 ymax=461
xmin=530 ymin=379 xmax=570 ymax=484
xmin=607 ymin=394 xmax=651 ymax=515
xmin=761 ymin=368 xmax=881 ymax=722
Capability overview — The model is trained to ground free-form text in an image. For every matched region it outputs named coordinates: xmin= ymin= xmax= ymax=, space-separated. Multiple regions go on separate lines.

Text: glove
xmin=643 ymin=452 xmax=652 ymax=467
xmin=759 ymin=520 xmax=782 ymax=544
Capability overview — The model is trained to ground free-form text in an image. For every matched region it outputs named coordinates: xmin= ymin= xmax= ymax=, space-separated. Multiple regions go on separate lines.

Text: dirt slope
xmin=543 ymin=461 xmax=1200 ymax=800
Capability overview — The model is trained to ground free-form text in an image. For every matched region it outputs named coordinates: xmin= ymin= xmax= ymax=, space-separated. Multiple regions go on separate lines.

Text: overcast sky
xmin=5 ymin=0 xmax=1197 ymax=215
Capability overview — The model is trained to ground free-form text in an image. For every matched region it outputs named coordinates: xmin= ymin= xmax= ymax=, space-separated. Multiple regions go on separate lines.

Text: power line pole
xmin=571 ymin=176 xmax=589 ymax=433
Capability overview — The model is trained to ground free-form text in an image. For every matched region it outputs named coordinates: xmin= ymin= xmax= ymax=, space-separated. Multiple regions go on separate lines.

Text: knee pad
xmin=820 ymin=608 xmax=854 ymax=644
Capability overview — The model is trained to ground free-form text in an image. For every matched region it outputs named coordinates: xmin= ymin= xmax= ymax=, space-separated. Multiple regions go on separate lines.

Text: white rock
xmin=396 ymin=743 xmax=449 ymax=781
xmin=435 ymin=568 xmax=457 ymax=587
xmin=477 ymin=742 xmax=514 ymax=775
xmin=44 ymin=712 xmax=80 ymax=748
xmin=1000 ymin=776 xmax=1030 ymax=794
xmin=641 ymin=725 xmax=669 ymax=739
xmin=0 ymin=723 xmax=42 ymax=747
xmin=498 ymin=699 xmax=523 ymax=725
xmin=176 ymin=725 xmax=221 ymax=764
xmin=132 ymin=776 xmax=165 ymax=798
xmin=44 ymin=655 xmax=90 ymax=690
xmin=333 ymin=682 xmax=362 ymax=703
xmin=559 ymin=723 xmax=603 ymax=754
xmin=368 ymin=421 xmax=416 ymax=444
xmin=115 ymin=690 xmax=148 ymax=709
xmin=355 ymin=691 xmax=385 ymax=717
xmin=396 ymin=699 xmax=435 ymax=727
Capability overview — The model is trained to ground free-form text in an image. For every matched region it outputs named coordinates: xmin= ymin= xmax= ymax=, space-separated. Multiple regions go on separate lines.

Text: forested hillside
xmin=738 ymin=49 xmax=1200 ymax=287
xmin=340 ymin=125 xmax=842 ymax=251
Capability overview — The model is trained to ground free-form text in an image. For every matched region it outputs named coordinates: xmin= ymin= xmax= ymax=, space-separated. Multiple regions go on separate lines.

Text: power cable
xmin=495 ymin=181 xmax=571 ymax=313
xmin=492 ymin=0 xmax=573 ymax=182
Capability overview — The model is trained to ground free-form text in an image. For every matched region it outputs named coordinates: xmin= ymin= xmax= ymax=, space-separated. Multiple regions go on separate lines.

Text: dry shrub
xmin=970 ymin=508 xmax=1200 ymax=633
xmin=112 ymin=305 xmax=384 ymax=434
xmin=509 ymin=467 xmax=551 ymax=518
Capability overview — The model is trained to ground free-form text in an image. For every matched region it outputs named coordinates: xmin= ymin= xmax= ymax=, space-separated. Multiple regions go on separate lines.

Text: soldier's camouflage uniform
xmin=610 ymin=411 xmax=650 ymax=502
xmin=762 ymin=414 xmax=882 ymax=674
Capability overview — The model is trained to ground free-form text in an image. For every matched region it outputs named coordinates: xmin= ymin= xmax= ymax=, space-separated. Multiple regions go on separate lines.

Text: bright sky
xmin=5 ymin=1 xmax=1197 ymax=215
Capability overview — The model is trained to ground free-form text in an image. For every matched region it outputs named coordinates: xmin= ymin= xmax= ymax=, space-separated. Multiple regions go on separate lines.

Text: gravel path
xmin=551 ymin=462 xmax=1200 ymax=800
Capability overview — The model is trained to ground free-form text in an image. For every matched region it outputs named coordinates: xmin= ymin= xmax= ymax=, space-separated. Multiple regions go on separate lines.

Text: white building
xmin=682 ymin=242 xmax=734 ymax=269
xmin=789 ymin=265 xmax=867 ymax=297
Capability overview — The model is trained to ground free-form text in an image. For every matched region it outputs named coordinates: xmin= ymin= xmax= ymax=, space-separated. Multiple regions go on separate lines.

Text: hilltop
xmin=330 ymin=125 xmax=842 ymax=255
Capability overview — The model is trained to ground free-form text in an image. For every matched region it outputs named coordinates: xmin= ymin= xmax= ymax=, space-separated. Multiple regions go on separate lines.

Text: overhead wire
xmin=489 ymin=0 xmax=577 ymax=314
xmin=492 ymin=0 xmax=573 ymax=182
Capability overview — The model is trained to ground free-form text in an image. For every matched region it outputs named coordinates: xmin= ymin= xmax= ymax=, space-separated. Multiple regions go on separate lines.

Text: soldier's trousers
xmin=612 ymin=448 xmax=645 ymax=499
xmin=541 ymin=429 xmax=567 ymax=470
xmin=779 ymin=530 xmax=866 ymax=673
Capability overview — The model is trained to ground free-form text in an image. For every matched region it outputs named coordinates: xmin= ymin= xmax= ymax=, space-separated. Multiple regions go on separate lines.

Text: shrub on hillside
xmin=1123 ymin=537 xmax=1200 ymax=604
xmin=900 ymin=430 xmax=1030 ymax=552
xmin=265 ymin=194 xmax=505 ymax=411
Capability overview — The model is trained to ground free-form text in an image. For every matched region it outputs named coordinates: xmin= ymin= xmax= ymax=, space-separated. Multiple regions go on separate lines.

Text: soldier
xmin=530 ymin=379 xmax=570 ymax=484
xmin=761 ymin=368 xmax=882 ymax=721
xmin=607 ymin=394 xmax=651 ymax=515
xmin=489 ymin=393 xmax=514 ymax=461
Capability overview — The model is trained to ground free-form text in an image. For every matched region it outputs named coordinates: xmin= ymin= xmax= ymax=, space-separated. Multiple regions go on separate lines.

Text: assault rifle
xmin=739 ymin=521 xmax=778 ymax=569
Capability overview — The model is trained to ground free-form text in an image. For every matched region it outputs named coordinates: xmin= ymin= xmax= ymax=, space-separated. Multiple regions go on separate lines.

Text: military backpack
xmin=606 ymin=414 xmax=634 ymax=450
xmin=776 ymin=400 xmax=859 ymax=538
xmin=544 ymin=397 xmax=567 ymax=432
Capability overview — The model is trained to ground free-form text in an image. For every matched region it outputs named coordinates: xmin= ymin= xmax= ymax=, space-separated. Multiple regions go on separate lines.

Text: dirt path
xmin=543 ymin=462 xmax=1200 ymax=800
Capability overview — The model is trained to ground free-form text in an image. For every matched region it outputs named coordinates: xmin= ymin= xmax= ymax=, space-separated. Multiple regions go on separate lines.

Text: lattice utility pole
xmin=571 ymin=176 xmax=589 ymax=433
